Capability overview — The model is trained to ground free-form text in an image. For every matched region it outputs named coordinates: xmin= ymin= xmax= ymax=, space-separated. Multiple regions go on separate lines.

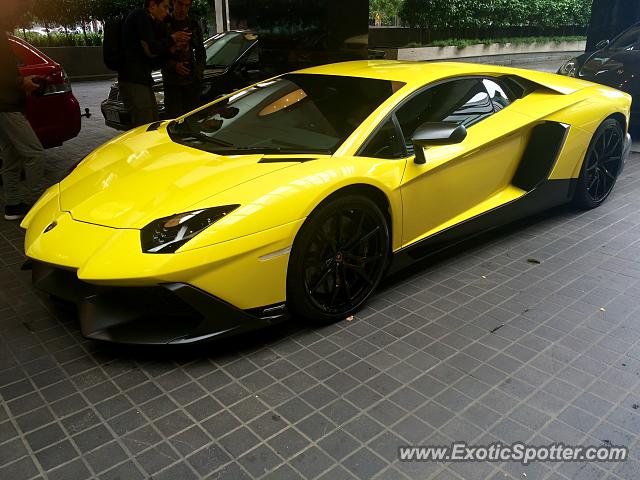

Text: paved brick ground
xmin=2 ymin=75 xmax=640 ymax=479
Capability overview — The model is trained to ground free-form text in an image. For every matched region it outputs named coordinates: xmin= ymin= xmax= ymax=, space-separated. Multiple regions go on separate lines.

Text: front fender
xmin=180 ymin=156 xmax=407 ymax=252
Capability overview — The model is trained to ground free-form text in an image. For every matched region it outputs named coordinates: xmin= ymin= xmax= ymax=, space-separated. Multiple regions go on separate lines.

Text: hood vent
xmin=258 ymin=157 xmax=317 ymax=164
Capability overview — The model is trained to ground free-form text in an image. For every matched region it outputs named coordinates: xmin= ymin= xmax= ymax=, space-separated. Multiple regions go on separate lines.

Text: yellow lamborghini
xmin=22 ymin=61 xmax=632 ymax=344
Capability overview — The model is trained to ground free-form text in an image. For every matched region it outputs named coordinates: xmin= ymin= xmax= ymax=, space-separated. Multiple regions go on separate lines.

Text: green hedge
xmin=399 ymin=0 xmax=592 ymax=30
xmin=407 ymin=35 xmax=587 ymax=48
xmin=14 ymin=31 xmax=102 ymax=47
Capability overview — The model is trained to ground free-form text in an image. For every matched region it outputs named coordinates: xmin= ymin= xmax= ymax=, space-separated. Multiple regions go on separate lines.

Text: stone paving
xmin=2 ymin=73 xmax=640 ymax=480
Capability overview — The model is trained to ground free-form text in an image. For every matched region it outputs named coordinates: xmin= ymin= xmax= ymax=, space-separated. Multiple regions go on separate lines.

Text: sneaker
xmin=4 ymin=203 xmax=31 ymax=221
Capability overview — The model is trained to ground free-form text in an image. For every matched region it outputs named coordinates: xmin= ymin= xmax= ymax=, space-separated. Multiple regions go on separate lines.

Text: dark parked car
xmin=9 ymin=34 xmax=81 ymax=148
xmin=101 ymin=30 xmax=263 ymax=130
xmin=558 ymin=22 xmax=640 ymax=118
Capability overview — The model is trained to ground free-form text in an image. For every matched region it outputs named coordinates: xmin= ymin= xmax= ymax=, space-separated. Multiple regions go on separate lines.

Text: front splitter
xmin=31 ymin=261 xmax=288 ymax=345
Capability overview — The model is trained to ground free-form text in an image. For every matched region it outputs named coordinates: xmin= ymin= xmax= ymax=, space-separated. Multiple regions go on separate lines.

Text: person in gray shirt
xmin=0 ymin=0 xmax=45 ymax=221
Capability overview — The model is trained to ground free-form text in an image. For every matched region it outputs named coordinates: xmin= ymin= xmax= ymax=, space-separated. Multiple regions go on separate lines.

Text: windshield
xmin=168 ymin=73 xmax=403 ymax=155
xmin=204 ymin=31 xmax=257 ymax=67
xmin=608 ymin=26 xmax=640 ymax=51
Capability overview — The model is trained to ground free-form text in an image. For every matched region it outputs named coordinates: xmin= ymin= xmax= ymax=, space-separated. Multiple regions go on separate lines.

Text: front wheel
xmin=287 ymin=195 xmax=390 ymax=324
xmin=573 ymin=118 xmax=624 ymax=209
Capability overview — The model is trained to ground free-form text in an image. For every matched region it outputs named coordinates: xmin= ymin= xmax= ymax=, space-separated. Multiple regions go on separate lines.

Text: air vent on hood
xmin=258 ymin=157 xmax=317 ymax=163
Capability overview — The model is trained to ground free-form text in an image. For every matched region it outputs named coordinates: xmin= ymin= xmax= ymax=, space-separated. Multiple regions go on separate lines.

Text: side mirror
xmin=412 ymin=122 xmax=467 ymax=164
xmin=596 ymin=39 xmax=610 ymax=50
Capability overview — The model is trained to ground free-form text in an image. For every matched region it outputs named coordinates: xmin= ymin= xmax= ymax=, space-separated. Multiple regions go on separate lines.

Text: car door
xmin=396 ymin=77 xmax=534 ymax=248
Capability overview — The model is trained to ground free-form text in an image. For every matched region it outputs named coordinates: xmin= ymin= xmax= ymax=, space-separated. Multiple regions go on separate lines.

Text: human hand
xmin=23 ymin=75 xmax=41 ymax=94
xmin=171 ymin=30 xmax=191 ymax=45
xmin=176 ymin=62 xmax=191 ymax=76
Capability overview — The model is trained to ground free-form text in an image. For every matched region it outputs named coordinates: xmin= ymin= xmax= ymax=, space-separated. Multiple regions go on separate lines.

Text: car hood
xmin=59 ymin=127 xmax=300 ymax=229
xmin=578 ymin=50 xmax=640 ymax=88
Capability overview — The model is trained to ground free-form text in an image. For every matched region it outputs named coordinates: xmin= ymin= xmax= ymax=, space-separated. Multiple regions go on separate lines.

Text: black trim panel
xmin=512 ymin=122 xmax=569 ymax=191
xmin=146 ymin=121 xmax=164 ymax=132
xmin=258 ymin=157 xmax=317 ymax=163
xmin=389 ymin=179 xmax=575 ymax=274
xmin=31 ymin=262 xmax=288 ymax=345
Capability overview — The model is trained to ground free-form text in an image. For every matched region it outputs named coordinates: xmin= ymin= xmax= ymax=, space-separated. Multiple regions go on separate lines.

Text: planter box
xmin=40 ymin=46 xmax=114 ymax=80
xmin=384 ymin=41 xmax=586 ymax=62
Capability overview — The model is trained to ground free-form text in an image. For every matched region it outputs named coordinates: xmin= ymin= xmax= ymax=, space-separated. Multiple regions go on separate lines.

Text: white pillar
xmin=214 ymin=0 xmax=229 ymax=32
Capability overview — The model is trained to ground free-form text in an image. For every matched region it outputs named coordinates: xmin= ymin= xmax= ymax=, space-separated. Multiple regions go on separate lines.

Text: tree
xmin=370 ymin=0 xmax=403 ymax=25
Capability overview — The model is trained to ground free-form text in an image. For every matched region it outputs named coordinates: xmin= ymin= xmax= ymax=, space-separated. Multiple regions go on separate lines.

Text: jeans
xmin=164 ymin=82 xmax=201 ymax=119
xmin=0 ymin=111 xmax=45 ymax=205
xmin=119 ymin=81 xmax=159 ymax=128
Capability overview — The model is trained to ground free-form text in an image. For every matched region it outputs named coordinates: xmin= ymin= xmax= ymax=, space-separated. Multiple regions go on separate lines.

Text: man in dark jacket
xmin=0 ymin=0 xmax=45 ymax=220
xmin=162 ymin=0 xmax=206 ymax=118
xmin=119 ymin=0 xmax=191 ymax=127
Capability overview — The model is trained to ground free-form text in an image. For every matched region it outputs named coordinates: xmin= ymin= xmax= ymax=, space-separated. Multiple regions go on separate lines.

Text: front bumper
xmin=32 ymin=261 xmax=288 ymax=345
xmin=22 ymin=186 xmax=303 ymax=344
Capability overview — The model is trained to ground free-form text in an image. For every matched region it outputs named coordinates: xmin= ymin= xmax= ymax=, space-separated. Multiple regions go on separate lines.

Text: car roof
xmin=296 ymin=60 xmax=593 ymax=94
xmin=298 ymin=60 xmax=523 ymax=84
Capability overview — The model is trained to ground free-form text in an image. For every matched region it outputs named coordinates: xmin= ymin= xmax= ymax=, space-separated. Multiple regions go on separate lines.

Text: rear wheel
xmin=287 ymin=195 xmax=390 ymax=324
xmin=573 ymin=118 xmax=624 ymax=209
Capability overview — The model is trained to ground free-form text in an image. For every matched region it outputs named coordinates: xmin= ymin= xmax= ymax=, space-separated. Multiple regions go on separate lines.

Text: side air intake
xmin=512 ymin=121 xmax=569 ymax=191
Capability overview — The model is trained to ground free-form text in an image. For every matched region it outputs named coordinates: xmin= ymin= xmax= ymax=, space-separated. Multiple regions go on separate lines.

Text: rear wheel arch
xmin=573 ymin=117 xmax=624 ymax=209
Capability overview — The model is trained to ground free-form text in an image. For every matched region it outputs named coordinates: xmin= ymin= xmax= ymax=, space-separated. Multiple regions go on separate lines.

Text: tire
xmin=573 ymin=118 xmax=624 ymax=209
xmin=287 ymin=194 xmax=390 ymax=324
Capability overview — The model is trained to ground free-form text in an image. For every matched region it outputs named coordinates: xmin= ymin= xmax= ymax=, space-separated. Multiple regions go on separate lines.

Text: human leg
xmin=0 ymin=111 xmax=44 ymax=207
xmin=119 ymin=82 xmax=158 ymax=127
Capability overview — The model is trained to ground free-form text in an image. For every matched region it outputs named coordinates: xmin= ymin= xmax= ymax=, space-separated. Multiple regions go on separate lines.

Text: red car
xmin=8 ymin=35 xmax=81 ymax=148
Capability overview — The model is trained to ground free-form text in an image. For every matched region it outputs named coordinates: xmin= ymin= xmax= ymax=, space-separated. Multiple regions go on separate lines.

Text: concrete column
xmin=213 ymin=0 xmax=229 ymax=32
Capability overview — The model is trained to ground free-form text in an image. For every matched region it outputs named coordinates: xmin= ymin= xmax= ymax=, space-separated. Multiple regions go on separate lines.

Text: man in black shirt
xmin=162 ymin=0 xmax=206 ymax=118
xmin=1 ymin=0 xmax=45 ymax=220
xmin=119 ymin=0 xmax=191 ymax=127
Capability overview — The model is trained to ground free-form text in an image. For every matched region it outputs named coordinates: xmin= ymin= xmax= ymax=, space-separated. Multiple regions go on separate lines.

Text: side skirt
xmin=388 ymin=179 xmax=576 ymax=275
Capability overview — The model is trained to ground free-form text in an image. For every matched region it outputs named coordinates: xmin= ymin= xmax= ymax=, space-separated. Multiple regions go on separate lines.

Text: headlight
xmin=141 ymin=205 xmax=239 ymax=253
xmin=558 ymin=58 xmax=579 ymax=77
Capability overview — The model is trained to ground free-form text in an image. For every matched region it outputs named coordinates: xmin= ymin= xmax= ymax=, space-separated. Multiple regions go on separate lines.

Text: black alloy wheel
xmin=574 ymin=118 xmax=624 ymax=208
xmin=287 ymin=194 xmax=390 ymax=323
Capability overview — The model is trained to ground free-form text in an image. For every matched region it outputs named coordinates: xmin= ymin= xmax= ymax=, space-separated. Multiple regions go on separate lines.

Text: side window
xmin=8 ymin=40 xmax=26 ymax=67
xmin=483 ymin=78 xmax=511 ymax=112
xmin=360 ymin=117 xmax=405 ymax=159
xmin=395 ymin=78 xmax=494 ymax=149
xmin=609 ymin=26 xmax=640 ymax=51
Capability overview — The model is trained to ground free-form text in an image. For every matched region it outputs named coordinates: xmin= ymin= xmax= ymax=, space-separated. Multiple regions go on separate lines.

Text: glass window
xmin=360 ymin=117 xmax=405 ymax=159
xmin=169 ymin=73 xmax=403 ymax=155
xmin=483 ymin=78 xmax=511 ymax=111
xmin=205 ymin=32 xmax=258 ymax=67
xmin=395 ymin=78 xmax=494 ymax=149
xmin=609 ymin=26 xmax=640 ymax=51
